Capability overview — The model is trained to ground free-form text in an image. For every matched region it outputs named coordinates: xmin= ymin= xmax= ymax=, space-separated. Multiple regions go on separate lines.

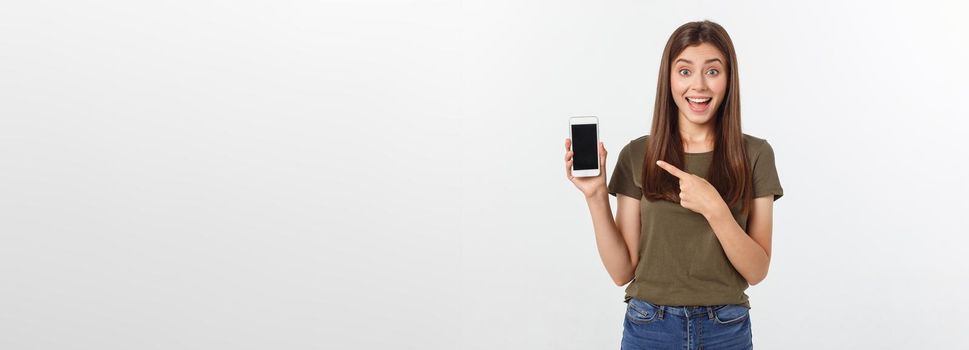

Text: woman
xmin=563 ymin=20 xmax=783 ymax=349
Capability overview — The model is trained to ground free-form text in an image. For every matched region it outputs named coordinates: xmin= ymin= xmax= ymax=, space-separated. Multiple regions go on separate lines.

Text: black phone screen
xmin=571 ymin=124 xmax=598 ymax=170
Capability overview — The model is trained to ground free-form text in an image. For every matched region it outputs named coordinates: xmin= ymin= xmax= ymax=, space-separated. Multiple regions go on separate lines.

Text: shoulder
xmin=615 ymin=134 xmax=649 ymax=187
xmin=630 ymin=134 xmax=649 ymax=146
xmin=621 ymin=133 xmax=774 ymax=159
xmin=742 ymin=133 xmax=773 ymax=158
xmin=619 ymin=134 xmax=650 ymax=160
xmin=742 ymin=133 xmax=768 ymax=147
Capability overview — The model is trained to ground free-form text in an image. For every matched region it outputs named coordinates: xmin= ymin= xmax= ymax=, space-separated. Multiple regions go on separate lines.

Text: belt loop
xmin=658 ymin=305 xmax=665 ymax=320
xmin=707 ymin=306 xmax=714 ymax=320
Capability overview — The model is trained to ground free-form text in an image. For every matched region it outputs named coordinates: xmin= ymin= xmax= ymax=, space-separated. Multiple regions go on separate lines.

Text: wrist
xmin=585 ymin=187 xmax=608 ymax=201
xmin=704 ymin=202 xmax=730 ymax=221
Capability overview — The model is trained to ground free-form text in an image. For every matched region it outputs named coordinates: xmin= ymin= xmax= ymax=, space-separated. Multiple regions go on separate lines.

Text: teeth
xmin=687 ymin=97 xmax=711 ymax=103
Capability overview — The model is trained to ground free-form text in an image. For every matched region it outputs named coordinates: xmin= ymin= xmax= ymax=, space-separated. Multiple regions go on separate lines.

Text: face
xmin=670 ymin=42 xmax=728 ymax=125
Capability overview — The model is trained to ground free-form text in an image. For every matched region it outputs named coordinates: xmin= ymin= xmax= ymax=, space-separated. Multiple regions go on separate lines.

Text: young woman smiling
xmin=564 ymin=20 xmax=784 ymax=349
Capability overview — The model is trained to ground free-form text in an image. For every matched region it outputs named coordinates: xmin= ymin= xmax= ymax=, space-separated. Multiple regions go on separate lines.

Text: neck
xmin=677 ymin=113 xmax=716 ymax=151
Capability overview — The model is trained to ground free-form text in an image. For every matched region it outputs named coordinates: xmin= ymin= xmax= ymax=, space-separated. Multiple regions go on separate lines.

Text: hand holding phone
xmin=565 ymin=116 xmax=608 ymax=197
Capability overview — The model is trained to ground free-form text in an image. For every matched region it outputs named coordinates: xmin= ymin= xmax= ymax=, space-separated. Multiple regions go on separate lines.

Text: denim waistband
xmin=660 ymin=304 xmax=725 ymax=319
xmin=631 ymin=298 xmax=728 ymax=319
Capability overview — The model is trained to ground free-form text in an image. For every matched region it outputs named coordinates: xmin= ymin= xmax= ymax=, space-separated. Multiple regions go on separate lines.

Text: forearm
xmin=705 ymin=208 xmax=770 ymax=285
xmin=585 ymin=191 xmax=635 ymax=286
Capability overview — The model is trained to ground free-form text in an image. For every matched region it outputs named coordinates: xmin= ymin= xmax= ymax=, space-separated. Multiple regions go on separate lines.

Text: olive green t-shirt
xmin=607 ymin=133 xmax=784 ymax=309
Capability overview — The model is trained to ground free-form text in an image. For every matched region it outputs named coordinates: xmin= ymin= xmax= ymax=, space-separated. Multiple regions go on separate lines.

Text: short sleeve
xmin=608 ymin=142 xmax=643 ymax=199
xmin=752 ymin=140 xmax=784 ymax=201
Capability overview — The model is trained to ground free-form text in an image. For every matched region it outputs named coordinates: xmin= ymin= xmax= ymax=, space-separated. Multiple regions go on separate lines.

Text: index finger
xmin=656 ymin=160 xmax=689 ymax=179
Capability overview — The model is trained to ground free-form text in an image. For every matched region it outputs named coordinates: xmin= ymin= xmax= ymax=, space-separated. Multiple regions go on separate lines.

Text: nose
xmin=690 ymin=73 xmax=710 ymax=92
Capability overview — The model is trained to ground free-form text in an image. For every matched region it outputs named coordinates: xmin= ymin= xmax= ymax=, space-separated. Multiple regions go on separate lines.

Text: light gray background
xmin=2 ymin=0 xmax=967 ymax=349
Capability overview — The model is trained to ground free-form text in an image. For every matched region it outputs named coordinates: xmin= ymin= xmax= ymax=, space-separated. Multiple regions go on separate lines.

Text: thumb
xmin=599 ymin=142 xmax=608 ymax=174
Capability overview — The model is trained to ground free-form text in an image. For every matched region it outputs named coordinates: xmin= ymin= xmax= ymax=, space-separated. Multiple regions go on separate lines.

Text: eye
xmin=706 ymin=68 xmax=720 ymax=76
xmin=678 ymin=68 xmax=690 ymax=76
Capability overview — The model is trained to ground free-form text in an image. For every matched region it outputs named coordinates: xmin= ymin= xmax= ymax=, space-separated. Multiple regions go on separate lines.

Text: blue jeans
xmin=621 ymin=297 xmax=753 ymax=350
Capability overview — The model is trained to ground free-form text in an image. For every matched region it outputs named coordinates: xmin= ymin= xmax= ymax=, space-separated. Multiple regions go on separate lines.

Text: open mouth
xmin=686 ymin=96 xmax=712 ymax=113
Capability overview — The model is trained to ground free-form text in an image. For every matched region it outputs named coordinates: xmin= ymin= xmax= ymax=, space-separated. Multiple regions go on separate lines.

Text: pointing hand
xmin=655 ymin=160 xmax=727 ymax=217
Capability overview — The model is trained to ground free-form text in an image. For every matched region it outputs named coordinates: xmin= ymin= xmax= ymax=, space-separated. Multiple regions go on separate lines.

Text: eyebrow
xmin=675 ymin=58 xmax=723 ymax=65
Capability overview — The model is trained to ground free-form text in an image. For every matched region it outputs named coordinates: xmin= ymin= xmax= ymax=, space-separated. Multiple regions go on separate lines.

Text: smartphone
xmin=569 ymin=116 xmax=600 ymax=177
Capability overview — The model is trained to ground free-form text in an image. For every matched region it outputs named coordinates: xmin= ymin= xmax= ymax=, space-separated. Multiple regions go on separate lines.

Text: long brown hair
xmin=641 ymin=20 xmax=753 ymax=215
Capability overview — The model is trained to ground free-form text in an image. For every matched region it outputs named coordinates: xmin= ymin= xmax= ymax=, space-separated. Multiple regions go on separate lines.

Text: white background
xmin=2 ymin=0 xmax=967 ymax=349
